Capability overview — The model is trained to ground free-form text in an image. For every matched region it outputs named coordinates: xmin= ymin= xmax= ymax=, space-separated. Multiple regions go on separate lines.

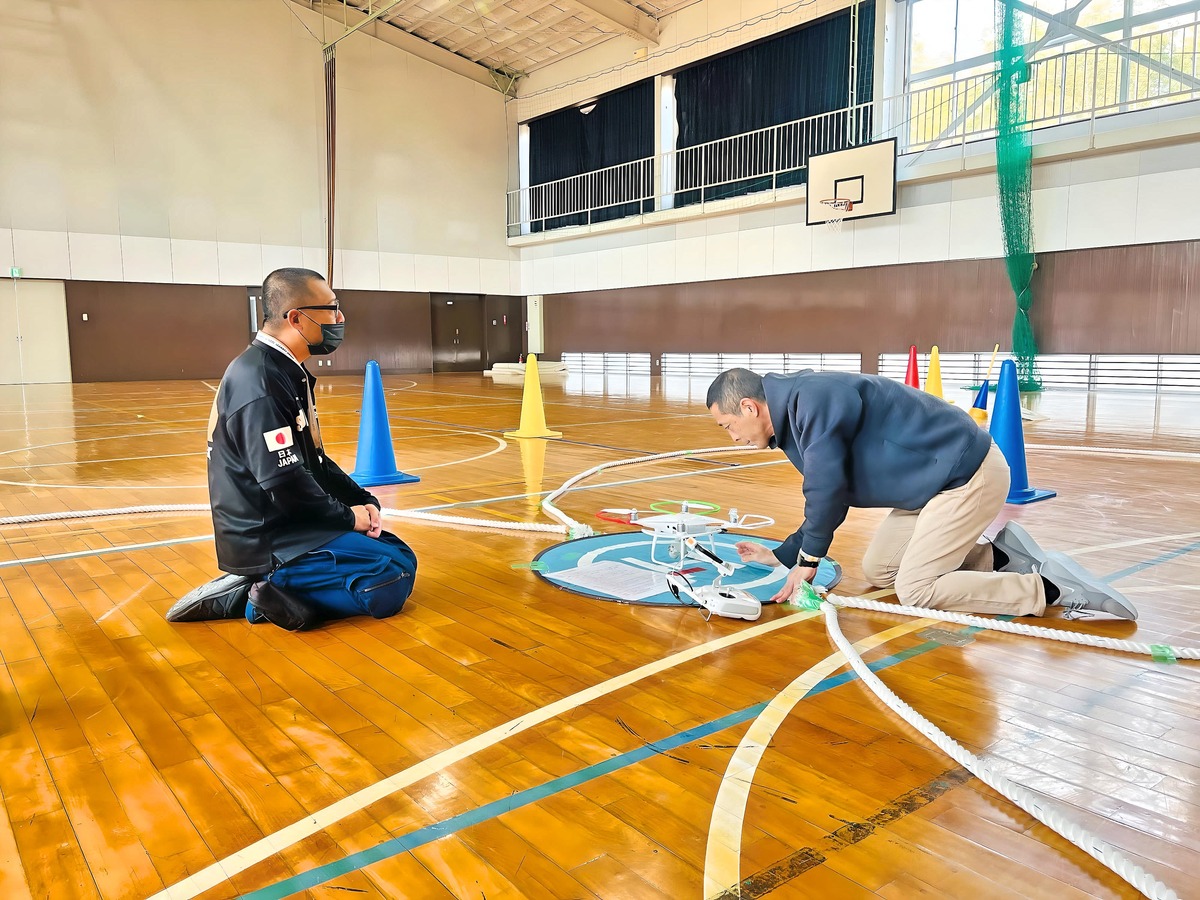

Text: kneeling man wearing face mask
xmin=168 ymin=267 xmax=418 ymax=630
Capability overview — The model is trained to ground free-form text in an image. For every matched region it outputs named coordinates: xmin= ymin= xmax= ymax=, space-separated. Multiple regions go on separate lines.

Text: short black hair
xmin=262 ymin=268 xmax=325 ymax=323
xmin=706 ymin=367 xmax=765 ymax=413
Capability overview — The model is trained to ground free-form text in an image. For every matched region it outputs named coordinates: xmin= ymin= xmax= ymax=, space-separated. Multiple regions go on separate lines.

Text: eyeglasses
xmin=291 ymin=303 xmax=344 ymax=321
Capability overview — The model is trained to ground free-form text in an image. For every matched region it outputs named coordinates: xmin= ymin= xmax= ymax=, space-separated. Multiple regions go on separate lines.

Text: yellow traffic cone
xmin=508 ymin=354 xmax=562 ymax=439
xmin=925 ymin=345 xmax=945 ymax=400
xmin=519 ymin=432 xmax=547 ymax=510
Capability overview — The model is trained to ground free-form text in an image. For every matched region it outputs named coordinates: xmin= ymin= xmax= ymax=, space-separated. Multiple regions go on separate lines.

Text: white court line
xmin=1121 ymin=584 xmax=1200 ymax=593
xmin=703 ymin=616 xmax=930 ymax=899
xmin=0 ymin=536 xmax=212 ymax=569
xmin=402 ymin=432 xmax=507 ymax=472
xmin=202 ymin=382 xmax=218 ymax=392
xmin=1027 ymin=443 xmax=1200 ymax=461
xmin=97 ymin=582 xmax=152 ymax=622
xmin=1068 ymin=531 xmax=1200 ymax=556
xmin=150 ymin=607 xmax=824 ymax=900
xmin=401 ymin=458 xmax=788 ymax=514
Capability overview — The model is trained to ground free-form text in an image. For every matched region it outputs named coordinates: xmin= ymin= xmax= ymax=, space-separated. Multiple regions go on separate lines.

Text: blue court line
xmin=242 ymin=635 xmax=960 ymax=900
xmin=1103 ymin=540 xmax=1200 ymax=583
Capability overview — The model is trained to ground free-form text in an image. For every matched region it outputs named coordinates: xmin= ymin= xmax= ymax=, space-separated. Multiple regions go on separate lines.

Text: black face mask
xmin=296 ymin=313 xmax=344 ymax=355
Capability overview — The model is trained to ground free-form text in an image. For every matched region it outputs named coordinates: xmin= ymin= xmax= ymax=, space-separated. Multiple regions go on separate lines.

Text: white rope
xmin=0 ymin=446 xmax=760 ymax=539
xmin=826 ymin=592 xmax=1199 ymax=660
xmin=0 ymin=446 xmax=1190 ymax=895
xmin=540 ymin=445 xmax=760 ymax=534
xmin=0 ymin=504 xmax=211 ymax=525
xmin=820 ymin=600 xmax=1179 ymax=900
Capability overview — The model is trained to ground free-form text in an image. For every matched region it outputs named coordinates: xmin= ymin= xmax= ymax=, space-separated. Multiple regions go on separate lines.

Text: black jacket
xmin=764 ymin=370 xmax=992 ymax=566
xmin=207 ymin=341 xmax=378 ymax=575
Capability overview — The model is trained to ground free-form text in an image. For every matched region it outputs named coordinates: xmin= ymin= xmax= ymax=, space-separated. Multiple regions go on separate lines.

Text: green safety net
xmin=995 ymin=2 xmax=1042 ymax=391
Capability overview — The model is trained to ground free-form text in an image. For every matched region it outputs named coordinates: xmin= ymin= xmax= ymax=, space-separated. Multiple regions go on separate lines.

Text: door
xmin=430 ymin=294 xmax=485 ymax=372
xmin=0 ymin=280 xmax=20 ymax=384
xmin=0 ymin=279 xmax=72 ymax=384
xmin=484 ymin=295 xmax=525 ymax=369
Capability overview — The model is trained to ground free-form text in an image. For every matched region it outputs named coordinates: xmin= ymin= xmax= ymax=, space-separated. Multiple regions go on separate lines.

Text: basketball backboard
xmin=806 ymin=138 xmax=898 ymax=226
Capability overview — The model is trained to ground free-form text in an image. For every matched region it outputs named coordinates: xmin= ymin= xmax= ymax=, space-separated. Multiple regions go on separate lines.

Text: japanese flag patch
xmin=263 ymin=426 xmax=295 ymax=451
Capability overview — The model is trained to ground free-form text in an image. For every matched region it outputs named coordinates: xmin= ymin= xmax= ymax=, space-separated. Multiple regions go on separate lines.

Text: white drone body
xmin=665 ymin=537 xmax=762 ymax=622
xmin=638 ymin=509 xmax=726 ymax=565
xmin=625 ymin=501 xmax=774 ymax=567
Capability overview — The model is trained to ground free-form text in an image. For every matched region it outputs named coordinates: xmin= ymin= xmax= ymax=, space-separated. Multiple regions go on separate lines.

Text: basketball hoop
xmin=820 ymin=197 xmax=854 ymax=233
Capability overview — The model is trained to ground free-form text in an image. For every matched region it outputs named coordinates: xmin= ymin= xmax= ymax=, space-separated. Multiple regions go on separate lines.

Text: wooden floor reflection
xmin=0 ymin=372 xmax=1198 ymax=899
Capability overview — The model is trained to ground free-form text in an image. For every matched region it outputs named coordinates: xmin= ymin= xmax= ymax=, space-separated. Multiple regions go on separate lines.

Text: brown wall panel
xmin=1033 ymin=242 xmax=1200 ymax=352
xmin=327 ymin=290 xmax=433 ymax=375
xmin=544 ymin=240 xmax=1200 ymax=370
xmin=66 ymin=282 xmax=250 ymax=382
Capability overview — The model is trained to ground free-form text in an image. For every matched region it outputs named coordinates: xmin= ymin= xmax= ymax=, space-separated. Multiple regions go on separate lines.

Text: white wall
xmin=0 ymin=0 xmax=518 ymax=294
xmin=512 ymin=112 xmax=1200 ymax=296
xmin=511 ymin=0 xmax=1200 ymax=298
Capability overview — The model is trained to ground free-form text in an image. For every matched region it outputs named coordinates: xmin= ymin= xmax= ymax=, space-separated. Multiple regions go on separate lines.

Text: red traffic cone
xmin=904 ymin=345 xmax=921 ymax=389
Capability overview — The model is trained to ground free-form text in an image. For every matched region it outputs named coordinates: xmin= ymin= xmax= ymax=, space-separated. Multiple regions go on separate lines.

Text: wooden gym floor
xmin=0 ymin=371 xmax=1198 ymax=900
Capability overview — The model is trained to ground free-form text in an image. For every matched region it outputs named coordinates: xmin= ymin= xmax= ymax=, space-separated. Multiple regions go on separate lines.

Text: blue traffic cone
xmin=968 ymin=380 xmax=990 ymax=424
xmin=989 ymin=359 xmax=1054 ymax=504
xmin=350 ymin=360 xmax=420 ymax=487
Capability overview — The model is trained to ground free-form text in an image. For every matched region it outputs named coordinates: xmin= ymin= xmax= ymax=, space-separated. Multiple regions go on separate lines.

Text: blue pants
xmin=247 ymin=531 xmax=417 ymax=624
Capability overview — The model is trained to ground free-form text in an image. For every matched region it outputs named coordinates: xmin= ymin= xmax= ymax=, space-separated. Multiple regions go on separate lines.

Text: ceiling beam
xmin=562 ymin=0 xmax=657 ymax=45
xmin=522 ymin=29 xmax=615 ymax=71
xmin=291 ymin=0 xmax=510 ymax=90
xmin=397 ymin=0 xmax=467 ymax=33
xmin=461 ymin=7 xmax=582 ymax=61
xmin=433 ymin=0 xmax=561 ymax=52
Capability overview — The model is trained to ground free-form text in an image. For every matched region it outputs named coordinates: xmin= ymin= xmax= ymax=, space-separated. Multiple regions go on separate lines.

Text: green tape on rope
xmin=1150 ymin=644 xmax=1177 ymax=664
xmin=785 ymin=579 xmax=824 ymax=611
xmin=511 ymin=561 xmax=548 ymax=572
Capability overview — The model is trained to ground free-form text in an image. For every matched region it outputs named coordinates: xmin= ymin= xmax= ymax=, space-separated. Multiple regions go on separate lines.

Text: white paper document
xmin=546 ymin=559 xmax=665 ymax=601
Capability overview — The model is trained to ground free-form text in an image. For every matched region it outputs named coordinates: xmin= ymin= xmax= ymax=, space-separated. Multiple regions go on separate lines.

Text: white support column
xmin=658 ymin=74 xmax=677 ymax=211
xmin=518 ymin=123 xmax=531 ymax=236
xmin=526 ymin=294 xmax=544 ymax=354
xmin=878 ymin=0 xmax=908 ymax=143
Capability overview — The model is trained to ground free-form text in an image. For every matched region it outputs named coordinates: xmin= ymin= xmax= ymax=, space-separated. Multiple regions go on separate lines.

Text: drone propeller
xmin=596 ymin=508 xmax=637 ymax=524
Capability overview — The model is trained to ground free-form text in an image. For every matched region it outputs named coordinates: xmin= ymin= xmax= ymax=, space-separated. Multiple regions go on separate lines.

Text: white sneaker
xmin=991 ymin=522 xmax=1047 ymax=575
xmin=1039 ymin=552 xmax=1138 ymax=620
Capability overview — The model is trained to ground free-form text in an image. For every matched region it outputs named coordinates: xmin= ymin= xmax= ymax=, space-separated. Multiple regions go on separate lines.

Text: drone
xmin=597 ymin=500 xmax=774 ymax=567
xmin=665 ymin=537 xmax=763 ymax=621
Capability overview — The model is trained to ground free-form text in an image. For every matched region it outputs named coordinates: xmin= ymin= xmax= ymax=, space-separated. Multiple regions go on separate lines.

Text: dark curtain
xmin=673 ymin=1 xmax=875 ymax=206
xmin=528 ymin=79 xmax=654 ymax=232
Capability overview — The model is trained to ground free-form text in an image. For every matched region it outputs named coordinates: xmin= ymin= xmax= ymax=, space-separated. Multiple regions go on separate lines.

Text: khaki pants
xmin=860 ymin=443 xmax=1046 ymax=617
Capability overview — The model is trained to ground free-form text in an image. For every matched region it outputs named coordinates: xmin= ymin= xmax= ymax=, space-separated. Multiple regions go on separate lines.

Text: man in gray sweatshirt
xmin=707 ymin=367 xmax=1136 ymax=619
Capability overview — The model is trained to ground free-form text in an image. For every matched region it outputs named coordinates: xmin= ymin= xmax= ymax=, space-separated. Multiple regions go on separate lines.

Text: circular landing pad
xmin=533 ymin=531 xmax=842 ymax=607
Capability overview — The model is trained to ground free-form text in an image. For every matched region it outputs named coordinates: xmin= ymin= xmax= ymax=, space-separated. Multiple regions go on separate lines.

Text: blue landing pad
xmin=533 ymin=531 xmax=842 ymax=607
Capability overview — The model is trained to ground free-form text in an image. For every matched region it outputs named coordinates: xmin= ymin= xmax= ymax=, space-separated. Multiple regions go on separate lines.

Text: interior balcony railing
xmin=508 ymin=19 xmax=1200 ymax=236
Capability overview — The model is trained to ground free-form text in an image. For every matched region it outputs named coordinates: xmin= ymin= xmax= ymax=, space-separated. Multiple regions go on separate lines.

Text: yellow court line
xmin=703 ymin=616 xmax=931 ymax=899
xmin=152 ymin=608 xmax=828 ymax=900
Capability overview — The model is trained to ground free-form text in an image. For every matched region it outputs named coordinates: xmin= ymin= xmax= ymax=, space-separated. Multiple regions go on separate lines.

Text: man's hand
xmin=768 ymin=564 xmax=817 ymax=604
xmin=351 ymin=504 xmax=383 ymax=538
xmin=735 ymin=541 xmax=780 ymax=566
